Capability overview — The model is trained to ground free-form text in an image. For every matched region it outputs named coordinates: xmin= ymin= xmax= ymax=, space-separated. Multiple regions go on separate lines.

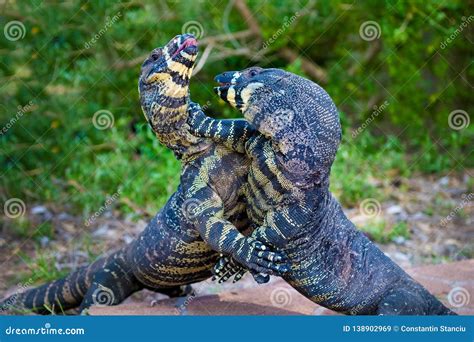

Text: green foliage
xmin=0 ymin=0 xmax=472 ymax=222
xmin=360 ymin=220 xmax=410 ymax=244
xmin=19 ymin=250 xmax=69 ymax=284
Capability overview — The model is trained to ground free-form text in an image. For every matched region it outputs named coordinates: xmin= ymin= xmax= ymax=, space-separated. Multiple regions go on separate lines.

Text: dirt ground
xmin=1 ymin=171 xmax=472 ymax=299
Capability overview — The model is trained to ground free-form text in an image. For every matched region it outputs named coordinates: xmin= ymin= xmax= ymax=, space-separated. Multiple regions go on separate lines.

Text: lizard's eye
xmin=249 ymin=69 xmax=258 ymax=77
xmin=151 ymin=50 xmax=162 ymax=61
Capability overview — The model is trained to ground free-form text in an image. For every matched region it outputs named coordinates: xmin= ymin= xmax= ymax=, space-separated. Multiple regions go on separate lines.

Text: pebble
xmin=31 ymin=205 xmax=53 ymax=221
xmin=438 ymin=176 xmax=449 ymax=187
xmin=393 ymin=236 xmax=406 ymax=245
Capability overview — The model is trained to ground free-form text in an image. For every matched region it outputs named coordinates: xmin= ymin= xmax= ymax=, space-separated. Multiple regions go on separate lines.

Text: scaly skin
xmin=188 ymin=67 xmax=455 ymax=315
xmin=0 ymin=36 xmax=286 ymax=315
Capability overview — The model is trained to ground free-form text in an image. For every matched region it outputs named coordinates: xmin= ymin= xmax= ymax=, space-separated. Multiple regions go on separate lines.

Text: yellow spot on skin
xmin=181 ymin=52 xmax=196 ymax=60
xmin=168 ymin=61 xmax=190 ymax=78
xmin=240 ymin=82 xmax=264 ymax=111
xmin=147 ymin=72 xmax=172 ymax=83
xmin=227 ymin=87 xmax=237 ymax=107
xmin=167 ymin=85 xmax=188 ymax=98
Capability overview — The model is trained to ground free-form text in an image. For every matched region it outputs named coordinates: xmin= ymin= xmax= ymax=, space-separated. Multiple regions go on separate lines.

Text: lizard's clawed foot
xmin=212 ymin=256 xmax=246 ymax=283
xmin=213 ymin=256 xmax=271 ymax=284
xmin=240 ymin=238 xmax=291 ymax=275
xmin=215 ymin=237 xmax=291 ymax=282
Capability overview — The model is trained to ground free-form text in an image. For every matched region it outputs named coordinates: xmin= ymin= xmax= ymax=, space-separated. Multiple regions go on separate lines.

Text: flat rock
xmin=89 ymin=259 xmax=474 ymax=315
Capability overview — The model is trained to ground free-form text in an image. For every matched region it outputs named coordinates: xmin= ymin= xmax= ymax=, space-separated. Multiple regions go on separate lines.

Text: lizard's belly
xmin=243 ymin=138 xmax=295 ymax=223
xmin=128 ymin=204 xmax=218 ymax=288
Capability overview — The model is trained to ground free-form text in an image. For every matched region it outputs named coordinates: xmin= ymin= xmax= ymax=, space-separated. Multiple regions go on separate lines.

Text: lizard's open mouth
xmin=171 ymin=35 xmax=198 ymax=58
xmin=213 ymin=72 xmax=239 ymax=93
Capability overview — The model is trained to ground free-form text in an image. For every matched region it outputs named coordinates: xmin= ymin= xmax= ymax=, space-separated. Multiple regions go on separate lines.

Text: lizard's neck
xmin=154 ymin=127 xmax=211 ymax=160
xmin=144 ymin=93 xmax=211 ymax=159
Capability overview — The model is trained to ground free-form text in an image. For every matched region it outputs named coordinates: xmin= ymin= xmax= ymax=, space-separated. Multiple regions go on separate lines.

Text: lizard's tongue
xmin=172 ymin=38 xmax=198 ymax=57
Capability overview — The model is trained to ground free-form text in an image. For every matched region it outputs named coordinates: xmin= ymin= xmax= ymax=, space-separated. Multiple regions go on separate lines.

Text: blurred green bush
xmin=0 ymin=0 xmax=472 ymax=217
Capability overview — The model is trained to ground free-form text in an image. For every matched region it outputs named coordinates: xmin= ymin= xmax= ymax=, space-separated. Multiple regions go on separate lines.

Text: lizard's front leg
xmin=187 ymin=101 xmax=256 ymax=153
xmin=183 ymin=184 xmax=290 ymax=276
xmin=251 ymin=203 xmax=312 ymax=249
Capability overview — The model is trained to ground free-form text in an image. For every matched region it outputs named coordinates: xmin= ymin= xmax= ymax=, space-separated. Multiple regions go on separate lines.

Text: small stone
xmin=387 ymin=205 xmax=403 ymax=215
xmin=411 ymin=212 xmax=426 ymax=220
xmin=39 ymin=236 xmax=50 ymax=247
xmin=393 ymin=236 xmax=406 ymax=245
xmin=31 ymin=205 xmax=48 ymax=215
xmin=31 ymin=205 xmax=53 ymax=221
xmin=393 ymin=251 xmax=410 ymax=262
xmin=92 ymin=225 xmax=109 ymax=237
xmin=122 ymin=234 xmax=134 ymax=244
xmin=438 ymin=176 xmax=449 ymax=187
xmin=57 ymin=212 xmax=72 ymax=221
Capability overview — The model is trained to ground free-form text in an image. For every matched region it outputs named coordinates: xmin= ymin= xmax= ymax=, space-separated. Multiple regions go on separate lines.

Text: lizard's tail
xmin=0 ymin=265 xmax=90 ymax=314
xmin=0 ymin=249 xmax=134 ymax=314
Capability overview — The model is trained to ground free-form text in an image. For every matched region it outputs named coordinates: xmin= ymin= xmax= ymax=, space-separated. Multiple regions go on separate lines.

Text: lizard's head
xmin=215 ymin=67 xmax=341 ymax=187
xmin=139 ymin=34 xmax=206 ymax=157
